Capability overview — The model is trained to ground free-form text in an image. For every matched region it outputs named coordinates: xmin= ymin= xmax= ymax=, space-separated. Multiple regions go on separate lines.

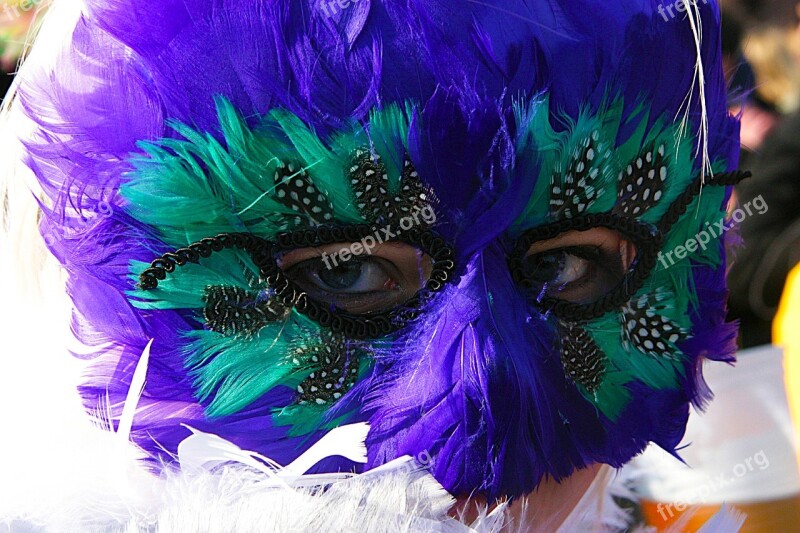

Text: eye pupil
xmin=279 ymin=241 xmax=435 ymax=315
xmin=318 ymin=261 xmax=363 ymax=289
xmin=523 ymin=252 xmax=566 ymax=283
xmin=517 ymin=228 xmax=637 ymax=306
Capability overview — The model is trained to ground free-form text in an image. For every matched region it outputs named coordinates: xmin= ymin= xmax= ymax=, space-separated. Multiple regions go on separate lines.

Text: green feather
xmin=184 ymin=314 xmax=323 ymax=418
xmin=512 ymin=96 xmax=562 ymax=231
xmin=128 ymin=249 xmax=259 ymax=310
xmin=268 ymin=108 xmax=363 ymax=222
xmin=186 ymin=325 xmax=298 ymax=418
xmin=367 ymin=103 xmax=412 ymax=194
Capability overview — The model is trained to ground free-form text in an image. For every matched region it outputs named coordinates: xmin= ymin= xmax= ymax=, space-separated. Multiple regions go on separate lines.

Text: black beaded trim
xmin=139 ymin=233 xmax=260 ymax=290
xmin=509 ymin=213 xmax=661 ymax=322
xmin=656 ymin=170 xmax=751 ymax=235
xmin=510 ymin=170 xmax=750 ymax=321
xmin=138 ymin=228 xmax=456 ymax=339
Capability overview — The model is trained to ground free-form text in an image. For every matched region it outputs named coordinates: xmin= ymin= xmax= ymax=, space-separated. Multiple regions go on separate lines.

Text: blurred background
xmin=721 ymin=0 xmax=800 ymax=348
xmin=0 ymin=1 xmax=43 ymax=102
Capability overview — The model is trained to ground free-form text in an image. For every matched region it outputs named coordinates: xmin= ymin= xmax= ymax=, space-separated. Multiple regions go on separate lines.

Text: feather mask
xmin=16 ymin=0 xmax=741 ymax=500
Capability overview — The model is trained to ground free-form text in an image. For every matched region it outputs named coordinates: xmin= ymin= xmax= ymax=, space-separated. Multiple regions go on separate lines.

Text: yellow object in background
xmin=774 ymin=263 xmax=800 ymax=475
xmin=0 ymin=0 xmax=47 ymax=72
xmin=633 ymin=265 xmax=800 ymax=532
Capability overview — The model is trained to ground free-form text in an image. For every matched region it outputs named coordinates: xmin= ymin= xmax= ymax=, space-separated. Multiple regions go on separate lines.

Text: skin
xmin=283 ymin=234 xmax=619 ymax=528
xmin=450 ymin=463 xmax=605 ymax=531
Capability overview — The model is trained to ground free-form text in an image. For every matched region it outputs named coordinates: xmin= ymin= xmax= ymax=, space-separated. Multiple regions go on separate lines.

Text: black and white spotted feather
xmin=550 ymin=130 xmax=610 ymax=219
xmin=348 ymin=149 xmax=434 ymax=226
xmin=389 ymin=157 xmax=434 ymax=222
xmin=274 ymin=163 xmax=335 ymax=226
xmin=614 ymin=143 xmax=668 ymax=217
xmin=559 ymin=322 xmax=607 ymax=393
xmin=293 ymin=334 xmax=362 ymax=406
xmin=349 ymin=148 xmax=392 ymax=222
xmin=620 ymin=292 xmax=686 ymax=359
xmin=203 ymin=285 xmax=289 ymax=337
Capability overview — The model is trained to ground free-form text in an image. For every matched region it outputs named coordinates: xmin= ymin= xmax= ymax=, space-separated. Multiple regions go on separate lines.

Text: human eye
xmin=277 ymin=242 xmax=433 ymax=314
xmin=519 ymin=228 xmax=636 ymax=305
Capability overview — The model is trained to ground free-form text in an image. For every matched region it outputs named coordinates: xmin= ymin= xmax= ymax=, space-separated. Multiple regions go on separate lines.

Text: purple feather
xmin=14 ymin=0 xmax=740 ymax=499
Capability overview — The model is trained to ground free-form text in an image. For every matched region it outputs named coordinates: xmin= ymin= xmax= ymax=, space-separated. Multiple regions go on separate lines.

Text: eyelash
xmin=523 ymin=244 xmax=627 ymax=302
xmin=508 ymin=215 xmax=660 ymax=321
xmin=286 ymin=256 xmax=399 ymax=295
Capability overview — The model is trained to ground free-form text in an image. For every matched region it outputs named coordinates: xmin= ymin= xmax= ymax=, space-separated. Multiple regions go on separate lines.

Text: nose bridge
xmin=457 ymin=241 xmax=535 ymax=347
xmin=366 ymin=239 xmax=563 ymax=497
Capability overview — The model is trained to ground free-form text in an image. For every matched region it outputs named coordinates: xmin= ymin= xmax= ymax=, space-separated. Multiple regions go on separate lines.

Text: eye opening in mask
xmin=265 ymin=225 xmax=456 ymax=337
xmin=136 ymin=226 xmax=456 ymax=339
xmin=507 ymin=169 xmax=752 ymax=321
xmin=276 ymin=241 xmax=434 ymax=315
xmin=509 ymin=213 xmax=662 ymax=321
xmin=521 ymin=227 xmax=638 ymax=305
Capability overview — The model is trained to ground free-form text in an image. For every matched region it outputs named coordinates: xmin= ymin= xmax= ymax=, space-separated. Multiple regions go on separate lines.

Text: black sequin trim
xmin=511 ymin=170 xmax=750 ymax=321
xmin=139 ymin=228 xmax=456 ymax=339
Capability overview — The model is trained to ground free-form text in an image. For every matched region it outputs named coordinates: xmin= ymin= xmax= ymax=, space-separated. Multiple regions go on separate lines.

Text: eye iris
xmin=318 ymin=261 xmax=363 ymax=289
xmin=524 ymin=252 xmax=566 ymax=283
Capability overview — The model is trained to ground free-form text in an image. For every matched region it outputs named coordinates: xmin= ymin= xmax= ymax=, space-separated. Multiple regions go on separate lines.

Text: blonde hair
xmin=743 ymin=25 xmax=800 ymax=113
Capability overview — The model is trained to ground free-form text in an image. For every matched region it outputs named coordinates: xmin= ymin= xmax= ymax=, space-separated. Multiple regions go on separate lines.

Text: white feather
xmin=281 ymin=422 xmax=369 ymax=476
xmin=677 ymin=1 xmax=712 ymax=185
xmin=177 ymin=425 xmax=286 ymax=480
xmin=695 ymin=504 xmax=747 ymax=533
xmin=116 ymin=339 xmax=152 ymax=443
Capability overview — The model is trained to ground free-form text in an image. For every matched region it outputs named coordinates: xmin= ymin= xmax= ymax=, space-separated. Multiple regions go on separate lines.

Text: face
xmin=126 ymin=93 xmax=740 ymax=498
xmin=25 ymin=0 xmax=740 ymax=503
